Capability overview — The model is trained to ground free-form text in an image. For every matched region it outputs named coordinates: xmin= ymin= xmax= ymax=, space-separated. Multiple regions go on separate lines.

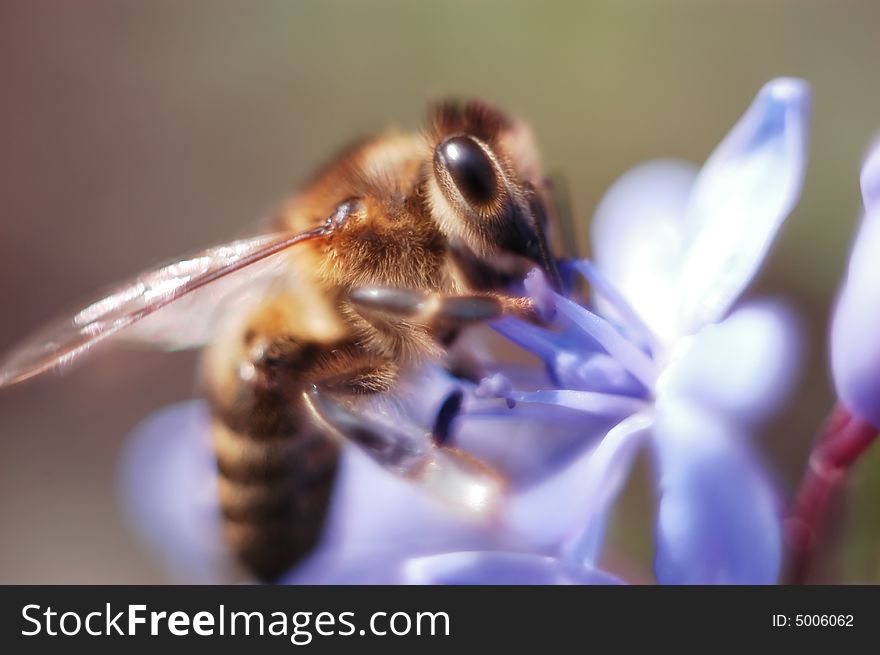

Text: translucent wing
xmin=0 ymin=226 xmax=329 ymax=387
xmin=117 ymin=248 xmax=289 ymax=351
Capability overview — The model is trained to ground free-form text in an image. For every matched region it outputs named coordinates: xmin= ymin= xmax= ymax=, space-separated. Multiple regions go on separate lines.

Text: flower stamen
xmin=553 ymin=294 xmax=659 ymax=389
xmin=568 ymin=259 xmax=663 ymax=354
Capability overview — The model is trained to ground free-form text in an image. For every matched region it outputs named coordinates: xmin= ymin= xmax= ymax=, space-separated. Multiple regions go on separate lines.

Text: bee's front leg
xmin=348 ymin=287 xmax=539 ymax=328
xmin=303 ymin=384 xmax=504 ymax=514
xmin=346 ymin=285 xmax=543 ymax=445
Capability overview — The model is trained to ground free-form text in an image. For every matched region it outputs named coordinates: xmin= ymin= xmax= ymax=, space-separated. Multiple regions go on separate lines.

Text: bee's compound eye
xmin=436 ymin=136 xmax=498 ymax=206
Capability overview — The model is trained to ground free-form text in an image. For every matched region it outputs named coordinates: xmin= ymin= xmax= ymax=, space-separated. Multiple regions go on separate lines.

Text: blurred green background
xmin=0 ymin=0 xmax=878 ymax=583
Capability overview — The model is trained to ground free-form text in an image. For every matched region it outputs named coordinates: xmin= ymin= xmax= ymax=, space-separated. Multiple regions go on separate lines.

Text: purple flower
xmin=831 ymin=140 xmax=880 ymax=429
xmin=475 ymin=78 xmax=810 ymax=583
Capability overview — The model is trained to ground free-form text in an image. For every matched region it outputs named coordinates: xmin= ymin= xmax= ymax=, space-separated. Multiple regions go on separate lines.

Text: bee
xmin=0 ymin=100 xmax=563 ymax=581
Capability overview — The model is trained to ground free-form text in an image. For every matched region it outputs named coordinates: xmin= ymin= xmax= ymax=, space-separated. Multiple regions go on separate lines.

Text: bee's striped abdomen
xmin=211 ymin=413 xmax=338 ymax=581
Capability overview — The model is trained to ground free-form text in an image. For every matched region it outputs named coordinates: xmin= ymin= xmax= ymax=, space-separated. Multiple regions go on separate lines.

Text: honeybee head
xmin=427 ymin=100 xmax=561 ymax=290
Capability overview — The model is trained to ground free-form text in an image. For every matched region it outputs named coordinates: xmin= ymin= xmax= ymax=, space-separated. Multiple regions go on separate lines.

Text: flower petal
xmin=860 ymin=137 xmax=880 ymax=211
xmin=831 ymin=150 xmax=880 ymax=428
xmin=591 ymin=159 xmax=698 ymax=342
xmin=656 ymin=301 xmax=800 ymax=426
xmin=402 ymin=551 xmax=623 ymax=585
xmin=653 ymin=405 xmax=782 ymax=584
xmin=503 ymin=413 xmax=652 ymax=550
xmin=676 ymin=78 xmax=811 ymax=333
xmin=119 ymin=400 xmax=228 ymax=583
xmin=286 ymin=447 xmax=500 ymax=584
xmin=456 ymin=408 xmax=617 ymax=484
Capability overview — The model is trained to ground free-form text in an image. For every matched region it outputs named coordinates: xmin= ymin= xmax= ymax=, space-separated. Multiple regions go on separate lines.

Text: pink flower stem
xmin=784 ymin=402 xmax=877 ymax=584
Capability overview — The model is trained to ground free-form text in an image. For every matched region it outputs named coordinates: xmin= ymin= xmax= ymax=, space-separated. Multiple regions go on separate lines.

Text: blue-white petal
xmin=831 ymin=143 xmax=880 ymax=428
xmin=119 ymin=400 xmax=228 ymax=583
xmin=591 ymin=159 xmax=698 ymax=342
xmin=456 ymin=408 xmax=617 ymax=484
xmin=286 ymin=447 xmax=500 ymax=584
xmin=861 ymin=138 xmax=880 ymax=210
xmin=676 ymin=78 xmax=811 ymax=334
xmin=402 ymin=551 xmax=623 ymax=585
xmin=653 ymin=405 xmax=782 ymax=584
xmin=503 ymin=413 xmax=652 ymax=550
xmin=656 ymin=301 xmax=800 ymax=426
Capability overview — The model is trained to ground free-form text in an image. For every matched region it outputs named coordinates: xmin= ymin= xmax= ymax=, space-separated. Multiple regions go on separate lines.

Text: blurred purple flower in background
xmin=786 ymin=138 xmax=880 ymax=582
xmin=831 ymin=141 xmax=880 ymax=430
xmin=120 ymin=78 xmax=811 ymax=585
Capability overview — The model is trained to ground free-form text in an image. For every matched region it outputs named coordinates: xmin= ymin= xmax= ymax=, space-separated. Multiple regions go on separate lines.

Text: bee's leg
xmin=348 ymin=285 xmax=541 ymax=388
xmin=305 ymin=379 xmax=464 ymax=453
xmin=304 ymin=385 xmax=420 ymax=468
xmin=543 ymin=173 xmax=579 ymax=261
xmin=347 ymin=287 xmax=536 ymax=443
xmin=431 ymin=389 xmax=464 ymax=446
xmin=303 ymin=384 xmax=504 ymax=513
xmin=348 ymin=287 xmax=537 ymax=328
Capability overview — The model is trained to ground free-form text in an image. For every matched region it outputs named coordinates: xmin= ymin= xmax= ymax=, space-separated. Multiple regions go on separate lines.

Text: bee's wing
xmin=0 ymin=227 xmax=328 ymax=387
xmin=117 ymin=246 xmax=288 ymax=351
